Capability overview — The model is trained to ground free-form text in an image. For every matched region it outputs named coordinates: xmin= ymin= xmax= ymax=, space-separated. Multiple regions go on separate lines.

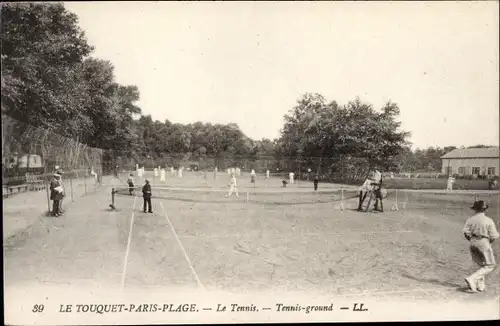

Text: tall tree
xmin=1 ymin=2 xmax=93 ymax=136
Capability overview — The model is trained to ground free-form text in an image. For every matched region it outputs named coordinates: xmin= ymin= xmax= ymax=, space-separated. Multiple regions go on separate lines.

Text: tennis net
xmin=111 ymin=185 xmax=361 ymax=206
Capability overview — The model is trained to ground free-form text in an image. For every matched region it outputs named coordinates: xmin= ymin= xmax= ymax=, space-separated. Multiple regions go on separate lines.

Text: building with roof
xmin=440 ymin=147 xmax=499 ymax=177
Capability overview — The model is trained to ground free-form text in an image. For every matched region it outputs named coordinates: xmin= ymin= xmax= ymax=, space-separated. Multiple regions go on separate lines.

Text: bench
xmin=3 ymin=184 xmax=29 ymax=198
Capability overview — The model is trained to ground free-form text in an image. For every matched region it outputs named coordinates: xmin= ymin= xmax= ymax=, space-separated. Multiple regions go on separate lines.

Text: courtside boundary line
xmin=120 ymin=196 xmax=137 ymax=290
xmin=160 ymin=201 xmax=205 ymax=290
xmin=173 ymin=230 xmax=414 ymax=239
xmin=339 ymin=286 xmax=458 ymax=297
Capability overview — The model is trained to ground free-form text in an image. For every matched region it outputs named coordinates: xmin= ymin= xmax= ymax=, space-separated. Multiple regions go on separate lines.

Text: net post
xmin=110 ymin=187 xmax=116 ymax=210
xmin=246 ymin=191 xmax=249 ymax=203
xmin=339 ymin=188 xmax=345 ymax=211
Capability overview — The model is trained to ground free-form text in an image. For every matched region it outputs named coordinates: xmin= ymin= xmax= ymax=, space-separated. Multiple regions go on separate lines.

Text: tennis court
xmin=109 ymin=171 xmax=500 ymax=300
xmin=4 ymin=171 xmax=499 ymax=303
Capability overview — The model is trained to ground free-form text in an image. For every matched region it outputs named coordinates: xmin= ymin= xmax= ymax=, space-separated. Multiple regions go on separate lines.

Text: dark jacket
xmin=142 ymin=184 xmax=152 ymax=199
xmin=50 ymin=180 xmax=64 ymax=201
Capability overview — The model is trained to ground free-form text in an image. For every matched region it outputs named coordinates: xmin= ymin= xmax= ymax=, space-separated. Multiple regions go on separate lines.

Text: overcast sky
xmin=65 ymin=1 xmax=499 ymax=149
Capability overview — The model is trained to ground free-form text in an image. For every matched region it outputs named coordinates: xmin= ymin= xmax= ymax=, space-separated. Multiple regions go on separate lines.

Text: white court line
xmin=120 ymin=196 xmax=137 ymax=290
xmin=160 ymin=201 xmax=205 ymax=290
xmin=174 ymin=230 xmax=413 ymax=239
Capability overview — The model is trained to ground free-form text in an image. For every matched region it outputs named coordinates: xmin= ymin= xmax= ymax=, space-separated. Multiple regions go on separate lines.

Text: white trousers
xmin=467 ymin=238 xmax=496 ymax=291
xmin=227 ymin=185 xmax=239 ymax=197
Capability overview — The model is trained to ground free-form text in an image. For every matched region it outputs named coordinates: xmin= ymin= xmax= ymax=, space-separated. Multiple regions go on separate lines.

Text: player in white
xmin=289 ymin=172 xmax=295 ymax=185
xmin=446 ymin=176 xmax=455 ymax=191
xmin=178 ymin=167 xmax=183 ymax=178
xmin=160 ymin=168 xmax=166 ymax=182
xmin=250 ymin=169 xmax=256 ymax=186
xmin=225 ymin=173 xmax=239 ymax=198
xmin=357 ymin=169 xmax=383 ymax=212
xmin=266 ymin=170 xmax=270 ymax=179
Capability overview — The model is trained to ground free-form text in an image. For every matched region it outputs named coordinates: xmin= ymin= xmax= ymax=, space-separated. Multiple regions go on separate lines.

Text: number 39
xmin=32 ymin=304 xmax=44 ymax=313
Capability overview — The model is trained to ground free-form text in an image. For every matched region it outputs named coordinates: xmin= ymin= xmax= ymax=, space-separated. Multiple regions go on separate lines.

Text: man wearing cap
xmin=54 ymin=166 xmax=65 ymax=214
xmin=463 ymin=200 xmax=499 ymax=293
xmin=50 ymin=173 xmax=64 ymax=217
xmin=142 ymin=180 xmax=153 ymax=213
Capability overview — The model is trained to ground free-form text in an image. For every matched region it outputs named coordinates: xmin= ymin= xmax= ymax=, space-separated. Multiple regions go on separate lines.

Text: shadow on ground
xmin=400 ymin=272 xmax=463 ymax=289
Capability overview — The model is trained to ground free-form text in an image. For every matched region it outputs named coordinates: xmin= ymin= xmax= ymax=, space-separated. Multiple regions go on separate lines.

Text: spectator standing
xmin=50 ymin=173 xmax=64 ymax=217
xmin=463 ymin=200 xmax=499 ymax=292
xmin=142 ymin=180 xmax=153 ymax=213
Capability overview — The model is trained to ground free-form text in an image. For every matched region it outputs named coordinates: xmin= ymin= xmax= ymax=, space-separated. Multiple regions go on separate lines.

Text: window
xmin=458 ymin=167 xmax=466 ymax=175
xmin=488 ymin=167 xmax=496 ymax=176
xmin=472 ymin=167 xmax=480 ymax=175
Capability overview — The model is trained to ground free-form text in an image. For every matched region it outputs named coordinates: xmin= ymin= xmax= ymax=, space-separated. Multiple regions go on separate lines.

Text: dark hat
xmin=471 ymin=200 xmax=488 ymax=212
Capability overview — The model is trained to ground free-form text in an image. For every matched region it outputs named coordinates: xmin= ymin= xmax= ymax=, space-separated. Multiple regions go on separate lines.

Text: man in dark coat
xmin=142 ymin=179 xmax=153 ymax=213
xmin=313 ymin=174 xmax=319 ymax=191
xmin=54 ymin=166 xmax=65 ymax=214
xmin=50 ymin=173 xmax=64 ymax=217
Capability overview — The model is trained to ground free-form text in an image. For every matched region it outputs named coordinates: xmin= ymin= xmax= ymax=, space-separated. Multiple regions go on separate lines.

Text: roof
xmin=441 ymin=147 xmax=499 ymax=159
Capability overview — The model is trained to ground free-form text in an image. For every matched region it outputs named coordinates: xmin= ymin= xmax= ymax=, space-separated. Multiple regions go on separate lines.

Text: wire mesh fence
xmin=2 ymin=114 xmax=105 ymax=213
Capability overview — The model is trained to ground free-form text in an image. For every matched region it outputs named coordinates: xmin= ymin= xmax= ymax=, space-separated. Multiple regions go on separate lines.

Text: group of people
xmin=126 ymin=173 xmax=153 ymax=213
xmin=357 ymin=169 xmax=385 ymax=212
xmin=49 ymin=166 xmax=100 ymax=216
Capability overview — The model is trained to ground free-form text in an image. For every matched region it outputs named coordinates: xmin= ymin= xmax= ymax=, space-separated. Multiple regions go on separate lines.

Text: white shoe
xmin=477 ymin=278 xmax=486 ymax=292
xmin=465 ymin=277 xmax=478 ymax=292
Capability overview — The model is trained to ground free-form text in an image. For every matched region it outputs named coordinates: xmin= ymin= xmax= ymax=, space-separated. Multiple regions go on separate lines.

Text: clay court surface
xmin=3 ymin=171 xmax=500 ymax=303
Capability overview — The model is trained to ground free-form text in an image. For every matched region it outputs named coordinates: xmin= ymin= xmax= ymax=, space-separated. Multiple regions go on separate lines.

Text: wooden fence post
xmin=44 ymin=166 xmax=51 ymax=215
xmin=84 ymin=170 xmax=87 ymax=195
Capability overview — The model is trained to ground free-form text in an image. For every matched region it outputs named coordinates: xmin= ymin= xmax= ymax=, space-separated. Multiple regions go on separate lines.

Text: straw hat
xmin=471 ymin=200 xmax=488 ymax=212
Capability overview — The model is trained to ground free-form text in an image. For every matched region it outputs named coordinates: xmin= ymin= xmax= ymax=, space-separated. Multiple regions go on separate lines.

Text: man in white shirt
xmin=250 ymin=169 xmax=256 ymax=186
xmin=357 ymin=169 xmax=383 ymax=212
xmin=225 ymin=173 xmax=239 ymax=198
xmin=446 ymin=176 xmax=455 ymax=191
xmin=266 ymin=170 xmax=270 ymax=179
xmin=289 ymin=172 xmax=295 ymax=185
xmin=463 ymin=200 xmax=499 ymax=293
